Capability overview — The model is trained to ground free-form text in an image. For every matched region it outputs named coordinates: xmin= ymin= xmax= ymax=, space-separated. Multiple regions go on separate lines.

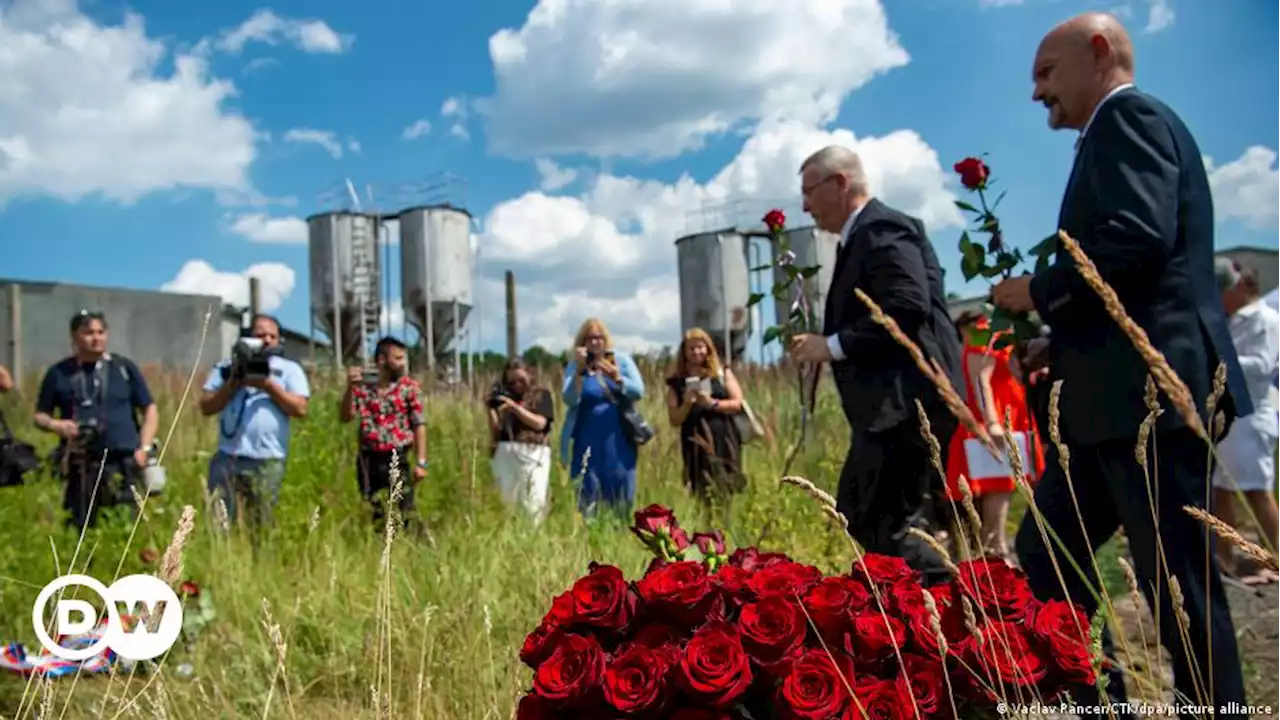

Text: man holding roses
xmin=789 ymin=144 xmax=964 ymax=586
xmin=992 ymin=12 xmax=1249 ymax=717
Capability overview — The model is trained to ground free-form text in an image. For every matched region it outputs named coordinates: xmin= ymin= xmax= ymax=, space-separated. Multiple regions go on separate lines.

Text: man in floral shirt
xmin=340 ymin=336 xmax=428 ymax=530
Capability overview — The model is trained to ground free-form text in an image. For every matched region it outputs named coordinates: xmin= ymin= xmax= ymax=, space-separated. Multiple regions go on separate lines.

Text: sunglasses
xmin=70 ymin=309 xmax=106 ymax=332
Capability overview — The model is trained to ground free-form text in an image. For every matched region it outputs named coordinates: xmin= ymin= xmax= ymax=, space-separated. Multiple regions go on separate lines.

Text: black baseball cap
xmin=70 ymin=309 xmax=107 ymax=332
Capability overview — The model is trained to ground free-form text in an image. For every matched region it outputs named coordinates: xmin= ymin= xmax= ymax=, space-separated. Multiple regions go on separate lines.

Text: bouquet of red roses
xmin=516 ymin=505 xmax=1099 ymax=719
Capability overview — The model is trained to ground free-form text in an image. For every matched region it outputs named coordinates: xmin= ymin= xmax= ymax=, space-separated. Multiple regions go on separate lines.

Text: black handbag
xmin=0 ymin=409 xmax=39 ymax=488
xmin=597 ymin=374 xmax=655 ymax=448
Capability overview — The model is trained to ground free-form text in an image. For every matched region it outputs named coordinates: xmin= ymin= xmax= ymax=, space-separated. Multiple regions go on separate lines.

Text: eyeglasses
xmin=801 ymin=174 xmax=838 ymax=197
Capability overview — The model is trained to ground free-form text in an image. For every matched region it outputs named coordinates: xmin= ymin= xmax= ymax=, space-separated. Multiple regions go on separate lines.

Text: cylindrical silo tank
xmin=675 ymin=230 xmax=752 ymax=361
xmin=308 ymin=211 xmax=382 ymax=363
xmin=398 ymin=205 xmax=474 ymax=359
xmin=772 ymin=226 xmax=840 ymax=331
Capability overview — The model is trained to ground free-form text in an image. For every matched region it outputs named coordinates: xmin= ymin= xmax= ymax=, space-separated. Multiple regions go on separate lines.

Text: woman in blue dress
xmin=560 ymin=318 xmax=646 ymax=518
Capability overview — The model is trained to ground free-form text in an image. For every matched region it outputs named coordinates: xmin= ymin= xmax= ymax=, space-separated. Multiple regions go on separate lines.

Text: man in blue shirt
xmin=33 ymin=310 xmax=159 ymax=531
xmin=200 ymin=314 xmax=310 ymax=531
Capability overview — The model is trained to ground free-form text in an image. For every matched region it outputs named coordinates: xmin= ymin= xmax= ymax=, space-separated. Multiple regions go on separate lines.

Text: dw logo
xmin=31 ymin=574 xmax=184 ymax=662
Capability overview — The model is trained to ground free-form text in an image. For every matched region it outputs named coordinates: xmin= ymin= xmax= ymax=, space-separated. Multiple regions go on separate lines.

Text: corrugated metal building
xmin=946 ymin=246 xmax=1280 ymax=319
xmin=0 ymin=278 xmax=329 ymax=382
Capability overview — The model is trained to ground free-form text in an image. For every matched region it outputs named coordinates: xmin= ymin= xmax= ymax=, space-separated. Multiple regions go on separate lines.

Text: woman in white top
xmin=1211 ymin=259 xmax=1279 ymax=584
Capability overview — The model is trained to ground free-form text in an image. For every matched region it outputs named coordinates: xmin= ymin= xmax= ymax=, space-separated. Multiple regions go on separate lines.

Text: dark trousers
xmin=63 ymin=448 xmax=139 ymax=531
xmin=837 ymin=409 xmax=956 ymax=586
xmin=1015 ymin=427 xmax=1246 ymax=718
xmin=356 ymin=447 xmax=417 ymax=529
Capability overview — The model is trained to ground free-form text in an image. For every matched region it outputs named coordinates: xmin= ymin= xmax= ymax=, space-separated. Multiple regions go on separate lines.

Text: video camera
xmin=220 ymin=337 xmax=274 ymax=383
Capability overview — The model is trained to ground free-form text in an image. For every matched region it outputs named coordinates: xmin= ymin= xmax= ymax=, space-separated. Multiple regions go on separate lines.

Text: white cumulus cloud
xmin=227 ymin=213 xmax=308 ymax=243
xmin=534 ymin=158 xmax=578 ymax=191
xmin=284 ymin=128 xmax=344 ymax=158
xmin=479 ymin=0 xmax=910 ymax=159
xmin=210 ymin=9 xmax=351 ymax=55
xmin=161 ymin=260 xmax=296 ymax=312
xmin=1206 ymin=146 xmax=1279 ymax=231
xmin=0 ymin=0 xmax=258 ymax=207
xmin=402 ymin=119 xmax=432 ymax=140
xmin=476 ymin=120 xmax=961 ymax=352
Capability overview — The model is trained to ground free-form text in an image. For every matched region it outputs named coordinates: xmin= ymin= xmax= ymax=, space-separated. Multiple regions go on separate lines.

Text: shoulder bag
xmin=719 ymin=370 xmax=765 ymax=444
xmin=597 ymin=374 xmax=655 ymax=448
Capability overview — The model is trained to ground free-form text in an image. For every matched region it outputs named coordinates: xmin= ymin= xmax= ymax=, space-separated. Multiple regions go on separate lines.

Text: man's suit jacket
xmin=822 ymin=198 xmax=965 ymax=435
xmin=1029 ymin=87 xmax=1251 ymax=446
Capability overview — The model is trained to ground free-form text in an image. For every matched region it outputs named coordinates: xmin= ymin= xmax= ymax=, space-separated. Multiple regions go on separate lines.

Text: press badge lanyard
xmin=72 ymin=356 xmax=111 ymax=421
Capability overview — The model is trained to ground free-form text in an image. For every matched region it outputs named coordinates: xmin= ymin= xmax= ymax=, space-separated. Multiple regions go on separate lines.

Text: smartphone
xmin=684 ymin=377 xmax=700 ymax=390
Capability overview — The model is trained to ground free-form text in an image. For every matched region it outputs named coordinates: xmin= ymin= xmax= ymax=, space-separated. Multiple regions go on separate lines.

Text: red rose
xmin=532 ymin=633 xmax=606 ymax=709
xmin=632 ymin=503 xmax=678 ymax=535
xmin=515 ymin=693 xmax=554 ymax=720
xmin=803 ymin=576 xmax=869 ymax=640
xmin=713 ymin=565 xmax=755 ymax=608
xmin=777 ymin=648 xmax=855 ymax=719
xmin=727 ymin=547 xmax=791 ymax=572
xmin=631 ymin=622 xmax=684 ymax=650
xmin=603 ymin=643 xmax=674 ymax=715
xmin=179 ymin=580 xmax=200 ymax=598
xmin=851 ymin=553 xmax=917 ymax=588
xmin=905 ymin=586 xmax=969 ymax=658
xmin=544 ymin=590 xmax=575 ymax=627
xmin=1031 ymin=600 xmax=1095 ymax=685
xmin=853 ymin=677 xmax=912 ymax=720
xmin=953 ymin=157 xmax=989 ymax=191
xmin=520 ymin=621 xmax=564 ymax=669
xmin=900 ymin=653 xmax=948 ymax=718
xmin=570 ymin=564 xmax=636 ymax=633
xmin=636 ymin=560 xmax=716 ymax=628
xmin=693 ymin=530 xmax=726 ymax=556
xmin=970 ymin=620 xmax=1050 ymax=688
xmin=678 ymin=621 xmax=754 ymax=709
xmin=748 ymin=561 xmax=823 ymax=599
xmin=851 ymin=611 xmax=908 ymax=660
xmin=763 ymin=209 xmax=787 ymax=232
xmin=955 ymin=557 xmax=1035 ymax=622
xmin=737 ymin=597 xmax=807 ymax=676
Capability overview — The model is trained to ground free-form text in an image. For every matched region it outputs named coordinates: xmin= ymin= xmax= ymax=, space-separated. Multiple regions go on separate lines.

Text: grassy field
xmin=0 ymin=361 xmax=1264 ymax=718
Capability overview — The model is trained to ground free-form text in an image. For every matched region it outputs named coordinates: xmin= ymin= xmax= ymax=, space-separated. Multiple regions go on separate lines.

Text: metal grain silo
xmin=772 ymin=226 xmax=840 ymax=331
xmin=308 ymin=211 xmax=382 ymax=364
xmin=676 ymin=230 xmax=752 ymax=361
xmin=398 ymin=204 xmax=474 ymax=370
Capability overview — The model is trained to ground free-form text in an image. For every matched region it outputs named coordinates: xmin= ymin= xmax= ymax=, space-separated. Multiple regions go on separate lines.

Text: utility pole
xmin=505 ymin=270 xmax=518 ymax=358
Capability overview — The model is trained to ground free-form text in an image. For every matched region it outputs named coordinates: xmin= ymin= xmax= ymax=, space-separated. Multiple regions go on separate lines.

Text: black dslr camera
xmin=487 ymin=383 xmax=516 ymax=410
xmin=76 ymin=417 xmax=103 ymax=450
xmin=220 ymin=337 xmax=272 ymax=383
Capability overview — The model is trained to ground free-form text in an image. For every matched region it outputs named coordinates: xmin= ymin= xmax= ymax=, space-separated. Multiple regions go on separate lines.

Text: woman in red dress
xmin=944 ymin=311 xmax=1045 ymax=559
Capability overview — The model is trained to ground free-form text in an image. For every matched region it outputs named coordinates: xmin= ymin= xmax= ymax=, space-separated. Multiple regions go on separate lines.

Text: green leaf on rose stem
xmin=747 ymin=292 xmax=765 ymax=307
xmin=954 ymin=200 xmax=979 ymax=214
xmin=783 ymin=264 xmax=800 ymax=280
xmin=959 ymin=232 xmax=985 ymax=281
xmin=989 ymin=307 xmax=1017 ymax=331
xmin=762 ymin=326 xmax=783 ymax=346
xmin=980 ymin=265 xmax=1006 ymax=279
xmin=992 ymin=252 xmax=1021 ymax=275
xmin=980 ymin=218 xmax=999 ymax=233
xmin=989 ymin=190 xmax=1007 ymax=210
xmin=1035 ymin=252 xmax=1052 ymax=274
xmin=1030 ymin=233 xmax=1058 ymax=258
xmin=799 ymin=265 xmax=821 ymax=278
xmin=749 ymin=264 xmax=771 ymax=273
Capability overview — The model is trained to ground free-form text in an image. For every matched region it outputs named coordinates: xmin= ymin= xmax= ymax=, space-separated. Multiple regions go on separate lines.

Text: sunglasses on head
xmin=70 ymin=309 xmax=106 ymax=332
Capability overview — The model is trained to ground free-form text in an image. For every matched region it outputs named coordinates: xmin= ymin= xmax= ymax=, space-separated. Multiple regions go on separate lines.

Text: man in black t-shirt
xmin=33 ymin=311 xmax=159 ymax=531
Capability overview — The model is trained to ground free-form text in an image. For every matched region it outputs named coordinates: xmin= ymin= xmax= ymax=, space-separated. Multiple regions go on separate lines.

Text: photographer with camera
xmin=340 ymin=336 xmax=427 ymax=531
xmin=200 ymin=313 xmax=309 ymax=532
xmin=32 ymin=311 xmax=159 ymax=531
xmin=487 ymin=358 xmax=554 ymax=523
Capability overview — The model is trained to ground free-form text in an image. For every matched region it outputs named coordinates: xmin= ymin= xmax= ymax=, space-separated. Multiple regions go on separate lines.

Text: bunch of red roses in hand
xmin=517 ymin=504 xmax=1100 ymax=719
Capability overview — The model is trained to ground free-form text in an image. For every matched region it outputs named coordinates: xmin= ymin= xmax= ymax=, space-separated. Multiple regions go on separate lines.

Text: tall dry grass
xmin=0 ymin=232 xmax=1273 ymax=718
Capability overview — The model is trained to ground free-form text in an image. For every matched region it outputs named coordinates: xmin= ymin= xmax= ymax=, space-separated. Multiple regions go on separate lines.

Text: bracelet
xmin=417 ymin=459 xmax=428 ymax=469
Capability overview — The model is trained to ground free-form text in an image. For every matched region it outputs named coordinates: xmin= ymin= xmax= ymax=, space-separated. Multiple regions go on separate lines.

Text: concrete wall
xmin=0 ymin=279 xmax=225 ymax=382
xmin=1218 ymin=247 xmax=1279 ymax=297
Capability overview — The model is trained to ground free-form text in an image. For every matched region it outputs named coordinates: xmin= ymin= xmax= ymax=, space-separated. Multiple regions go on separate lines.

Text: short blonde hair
xmin=573 ymin=317 xmax=613 ymax=350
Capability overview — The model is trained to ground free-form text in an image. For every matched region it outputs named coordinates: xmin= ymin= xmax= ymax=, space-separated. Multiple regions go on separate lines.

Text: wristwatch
xmin=417 ymin=459 xmax=428 ymax=469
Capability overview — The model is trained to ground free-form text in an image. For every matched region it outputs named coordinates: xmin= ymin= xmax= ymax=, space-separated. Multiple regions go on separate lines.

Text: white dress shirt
xmin=1213 ymin=298 xmax=1280 ymax=492
xmin=825 ymin=201 xmax=868 ymax=362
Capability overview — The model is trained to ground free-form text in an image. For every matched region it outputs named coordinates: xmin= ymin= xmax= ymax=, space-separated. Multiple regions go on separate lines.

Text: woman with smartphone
xmin=665 ymin=328 xmax=746 ymax=508
xmin=560 ymin=318 xmax=646 ymax=517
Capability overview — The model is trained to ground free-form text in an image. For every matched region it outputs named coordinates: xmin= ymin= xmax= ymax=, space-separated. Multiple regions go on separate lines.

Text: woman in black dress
xmin=665 ymin=328 xmax=747 ymax=506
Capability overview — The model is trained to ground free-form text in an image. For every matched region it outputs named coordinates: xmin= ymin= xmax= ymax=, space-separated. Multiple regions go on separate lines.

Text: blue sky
xmin=1 ymin=0 xmax=1276 ymax=359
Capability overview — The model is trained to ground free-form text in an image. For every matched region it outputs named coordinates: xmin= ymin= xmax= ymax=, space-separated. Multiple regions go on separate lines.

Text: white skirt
xmin=492 ymin=442 xmax=552 ymax=522
xmin=1213 ymin=416 xmax=1278 ymax=493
